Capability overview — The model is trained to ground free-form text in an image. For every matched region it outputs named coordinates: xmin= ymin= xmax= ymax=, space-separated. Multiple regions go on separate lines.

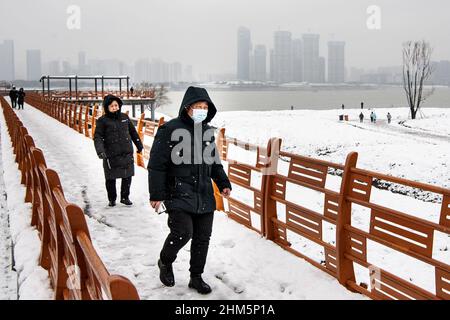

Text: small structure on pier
xmin=39 ymin=75 xmax=159 ymax=120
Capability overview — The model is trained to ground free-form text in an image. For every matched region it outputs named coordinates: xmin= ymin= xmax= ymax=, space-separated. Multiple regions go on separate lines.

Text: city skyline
xmin=2 ymin=36 xmax=450 ymax=86
xmin=1 ymin=0 xmax=450 ymax=80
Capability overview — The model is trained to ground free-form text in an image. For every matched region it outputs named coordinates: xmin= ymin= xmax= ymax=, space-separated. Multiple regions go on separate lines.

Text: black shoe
xmin=120 ymin=198 xmax=133 ymax=206
xmin=108 ymin=200 xmax=116 ymax=207
xmin=158 ymin=259 xmax=175 ymax=287
xmin=188 ymin=274 xmax=212 ymax=294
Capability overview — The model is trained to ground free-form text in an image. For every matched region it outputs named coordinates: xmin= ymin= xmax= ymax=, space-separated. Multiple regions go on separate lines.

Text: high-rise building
xmin=292 ymin=39 xmax=303 ymax=82
xmin=62 ymin=61 xmax=72 ymax=75
xmin=0 ymin=40 xmax=15 ymax=81
xmin=26 ymin=49 xmax=42 ymax=81
xmin=328 ymin=41 xmax=345 ymax=83
xmin=237 ymin=26 xmax=251 ymax=80
xmin=48 ymin=60 xmax=60 ymax=76
xmin=183 ymin=65 xmax=193 ymax=82
xmin=134 ymin=58 xmax=150 ymax=83
xmin=252 ymin=45 xmax=266 ymax=81
xmin=272 ymin=31 xmax=293 ymax=83
xmin=302 ymin=34 xmax=320 ymax=83
xmin=150 ymin=59 xmax=169 ymax=83
xmin=78 ymin=51 xmax=90 ymax=74
xmin=318 ymin=56 xmax=326 ymax=83
xmin=170 ymin=62 xmax=182 ymax=83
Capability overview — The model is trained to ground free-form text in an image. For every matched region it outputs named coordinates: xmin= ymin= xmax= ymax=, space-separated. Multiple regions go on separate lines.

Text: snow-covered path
xmin=2 ymin=99 xmax=364 ymax=300
xmin=0 ymin=133 xmax=17 ymax=300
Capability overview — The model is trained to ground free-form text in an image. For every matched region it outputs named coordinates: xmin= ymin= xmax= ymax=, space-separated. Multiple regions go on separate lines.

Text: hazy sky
xmin=1 ymin=0 xmax=450 ymax=78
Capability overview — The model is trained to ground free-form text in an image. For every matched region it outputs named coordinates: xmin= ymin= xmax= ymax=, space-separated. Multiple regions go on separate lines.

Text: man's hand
xmin=98 ymin=152 xmax=107 ymax=160
xmin=150 ymin=201 xmax=162 ymax=212
xmin=221 ymin=188 xmax=231 ymax=198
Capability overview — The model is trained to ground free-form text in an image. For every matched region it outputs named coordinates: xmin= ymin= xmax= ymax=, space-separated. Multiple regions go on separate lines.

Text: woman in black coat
xmin=17 ymin=88 xmax=25 ymax=109
xmin=94 ymin=95 xmax=143 ymax=206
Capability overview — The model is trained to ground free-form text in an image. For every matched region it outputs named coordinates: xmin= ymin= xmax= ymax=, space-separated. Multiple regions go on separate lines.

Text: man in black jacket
xmin=94 ymin=95 xmax=143 ymax=207
xmin=9 ymin=86 xmax=17 ymax=109
xmin=148 ymin=86 xmax=231 ymax=294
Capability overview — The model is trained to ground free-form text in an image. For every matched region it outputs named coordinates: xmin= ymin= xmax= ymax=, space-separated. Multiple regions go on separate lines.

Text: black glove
xmin=98 ymin=152 xmax=107 ymax=159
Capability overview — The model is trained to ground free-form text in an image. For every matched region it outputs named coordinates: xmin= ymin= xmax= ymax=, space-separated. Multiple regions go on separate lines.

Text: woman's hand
xmin=221 ymin=188 xmax=231 ymax=198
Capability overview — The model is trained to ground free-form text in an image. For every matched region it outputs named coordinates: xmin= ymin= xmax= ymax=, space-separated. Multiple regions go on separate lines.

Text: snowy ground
xmin=0 ymin=98 xmax=364 ymax=300
xmin=211 ymin=107 xmax=450 ymax=195
xmin=0 ymin=111 xmax=53 ymax=300
xmin=0 ymin=132 xmax=17 ymax=300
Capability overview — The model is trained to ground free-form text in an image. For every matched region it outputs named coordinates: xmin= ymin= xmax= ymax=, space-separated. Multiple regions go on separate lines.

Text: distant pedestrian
xmin=370 ymin=111 xmax=374 ymax=123
xmin=9 ymin=86 xmax=17 ymax=108
xmin=17 ymin=88 xmax=25 ymax=110
xmin=387 ymin=112 xmax=392 ymax=124
xmin=361 ymin=102 xmax=364 ymax=109
xmin=130 ymin=86 xmax=134 ymax=96
xmin=359 ymin=112 xmax=364 ymax=123
xmin=290 ymin=105 xmax=294 ymax=110
xmin=341 ymin=104 xmax=345 ymax=110
xmin=373 ymin=111 xmax=377 ymax=123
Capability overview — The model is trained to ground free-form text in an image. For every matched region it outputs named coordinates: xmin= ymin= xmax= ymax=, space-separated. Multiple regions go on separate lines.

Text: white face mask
xmin=191 ymin=108 xmax=208 ymax=123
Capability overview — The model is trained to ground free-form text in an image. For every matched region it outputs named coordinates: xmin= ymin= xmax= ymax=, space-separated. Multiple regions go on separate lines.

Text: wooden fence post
xmin=136 ymin=113 xmax=145 ymax=168
xmin=336 ymin=151 xmax=358 ymax=291
xmin=84 ymin=105 xmax=90 ymax=137
xmin=91 ymin=104 xmax=98 ymax=138
xmin=212 ymin=128 xmax=227 ymax=211
xmin=263 ymin=137 xmax=282 ymax=240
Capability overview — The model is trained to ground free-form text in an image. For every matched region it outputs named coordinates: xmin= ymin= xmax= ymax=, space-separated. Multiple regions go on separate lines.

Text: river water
xmin=158 ymin=86 xmax=450 ymax=117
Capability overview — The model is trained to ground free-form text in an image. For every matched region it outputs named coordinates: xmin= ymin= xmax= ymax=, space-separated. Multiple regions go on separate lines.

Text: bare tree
xmin=137 ymin=82 xmax=170 ymax=108
xmin=137 ymin=82 xmax=171 ymax=121
xmin=402 ymin=40 xmax=434 ymax=119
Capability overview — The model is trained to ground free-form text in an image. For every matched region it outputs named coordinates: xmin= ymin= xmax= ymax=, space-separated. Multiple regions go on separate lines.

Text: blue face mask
xmin=191 ymin=109 xmax=208 ymax=123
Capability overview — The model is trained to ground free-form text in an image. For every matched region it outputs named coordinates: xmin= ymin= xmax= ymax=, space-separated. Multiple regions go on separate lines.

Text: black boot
xmin=188 ymin=274 xmax=212 ymax=294
xmin=120 ymin=198 xmax=133 ymax=206
xmin=158 ymin=259 xmax=175 ymax=287
xmin=108 ymin=200 xmax=116 ymax=207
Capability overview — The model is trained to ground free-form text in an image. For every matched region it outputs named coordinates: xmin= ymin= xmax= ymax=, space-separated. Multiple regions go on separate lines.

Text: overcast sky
xmin=1 ymin=0 xmax=450 ymax=78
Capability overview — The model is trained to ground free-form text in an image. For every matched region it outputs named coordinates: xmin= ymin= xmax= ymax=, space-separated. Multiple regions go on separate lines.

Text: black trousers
xmin=105 ymin=176 xmax=132 ymax=201
xmin=11 ymin=98 xmax=17 ymax=108
xmin=17 ymin=102 xmax=24 ymax=109
xmin=160 ymin=209 xmax=214 ymax=275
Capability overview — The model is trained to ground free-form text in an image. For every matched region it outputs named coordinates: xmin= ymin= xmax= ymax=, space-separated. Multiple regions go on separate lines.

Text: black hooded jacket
xmin=147 ymin=86 xmax=231 ymax=214
xmin=94 ymin=95 xmax=143 ymax=180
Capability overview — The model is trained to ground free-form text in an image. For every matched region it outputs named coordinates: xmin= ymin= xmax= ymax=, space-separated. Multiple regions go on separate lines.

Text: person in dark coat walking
xmin=17 ymin=88 xmax=25 ymax=109
xmin=359 ymin=112 xmax=364 ymax=123
xmin=94 ymin=94 xmax=143 ymax=207
xmin=148 ymin=86 xmax=232 ymax=294
xmin=387 ymin=112 xmax=392 ymax=124
xmin=9 ymin=86 xmax=17 ymax=108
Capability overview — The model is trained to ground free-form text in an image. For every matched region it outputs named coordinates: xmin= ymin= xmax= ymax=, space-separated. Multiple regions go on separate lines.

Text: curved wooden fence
xmin=0 ymin=96 xmax=139 ymax=300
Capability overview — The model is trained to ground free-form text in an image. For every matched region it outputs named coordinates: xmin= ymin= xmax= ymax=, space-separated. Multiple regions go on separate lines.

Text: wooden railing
xmin=0 ymin=96 xmax=139 ymax=300
xmin=20 ymin=92 xmax=450 ymax=300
